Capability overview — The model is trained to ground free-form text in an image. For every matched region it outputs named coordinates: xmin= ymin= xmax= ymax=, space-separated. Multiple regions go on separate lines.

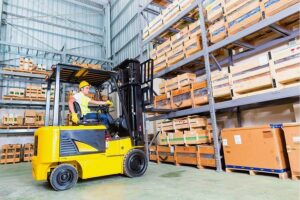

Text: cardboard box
xmin=222 ymin=125 xmax=289 ymax=173
xmin=282 ymin=123 xmax=300 ymax=180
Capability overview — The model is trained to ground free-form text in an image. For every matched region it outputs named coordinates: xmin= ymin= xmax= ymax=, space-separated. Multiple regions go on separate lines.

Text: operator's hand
xmin=106 ymin=100 xmax=113 ymax=107
xmin=71 ymin=113 xmax=79 ymax=124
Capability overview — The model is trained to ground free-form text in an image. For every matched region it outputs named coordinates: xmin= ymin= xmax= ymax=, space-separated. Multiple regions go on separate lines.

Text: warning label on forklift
xmin=234 ymin=135 xmax=242 ymax=144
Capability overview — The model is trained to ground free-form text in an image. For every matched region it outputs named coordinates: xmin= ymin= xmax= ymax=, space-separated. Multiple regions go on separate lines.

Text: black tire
xmin=123 ymin=149 xmax=148 ymax=178
xmin=49 ymin=164 xmax=78 ymax=191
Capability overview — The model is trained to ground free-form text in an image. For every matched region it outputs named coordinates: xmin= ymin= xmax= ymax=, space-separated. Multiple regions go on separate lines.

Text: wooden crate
xmin=161 ymin=120 xmax=174 ymax=132
xmin=174 ymin=145 xmax=199 ymax=166
xmin=154 ymin=54 xmax=167 ymax=74
xmin=231 ymin=53 xmax=273 ymax=98
xmin=263 ymin=0 xmax=298 ymax=17
xmin=282 ymin=123 xmax=300 ymax=180
xmin=158 ymin=132 xmax=169 ymax=145
xmin=24 ymin=110 xmax=36 ymax=125
xmin=23 ymin=143 xmax=34 ymax=162
xmin=150 ymin=48 xmax=157 ymax=59
xmin=188 ymin=20 xmax=201 ymax=38
xmin=35 ymin=112 xmax=45 ymax=126
xmin=171 ymin=86 xmax=193 ymax=109
xmin=188 ymin=116 xmax=208 ymax=128
xmin=26 ymin=85 xmax=43 ymax=98
xmin=205 ymin=0 xmax=225 ymax=23
xmin=2 ymin=115 xmax=17 ymax=126
xmin=168 ymin=131 xmax=185 ymax=145
xmin=154 ymin=94 xmax=171 ymax=109
xmin=174 ymin=117 xmax=190 ymax=130
xmin=149 ymin=146 xmax=158 ymax=161
xmin=184 ymin=129 xmax=211 ymax=145
xmin=271 ymin=43 xmax=300 ymax=86
xmin=226 ymin=0 xmax=263 ymax=35
xmin=208 ymin=18 xmax=227 ymax=44
xmin=198 ymin=145 xmax=216 ymax=168
xmin=177 ymin=73 xmax=196 ymax=88
xmin=166 ymin=77 xmax=179 ymax=92
xmin=185 ymin=36 xmax=202 ymax=57
xmin=156 ymin=39 xmax=172 ymax=58
xmin=211 ymin=68 xmax=231 ymax=99
xmin=148 ymin=15 xmax=164 ymax=36
xmin=8 ymin=88 xmax=25 ymax=97
xmin=171 ymin=27 xmax=190 ymax=49
xmin=159 ymin=81 xmax=166 ymax=94
xmin=162 ymin=3 xmax=181 ymax=23
xmin=19 ymin=58 xmax=35 ymax=71
xmin=157 ymin=146 xmax=175 ymax=163
xmin=167 ymin=45 xmax=186 ymax=65
xmin=178 ymin=0 xmax=195 ymax=10
xmin=191 ymin=81 xmax=208 ymax=107
xmin=0 ymin=144 xmax=21 ymax=164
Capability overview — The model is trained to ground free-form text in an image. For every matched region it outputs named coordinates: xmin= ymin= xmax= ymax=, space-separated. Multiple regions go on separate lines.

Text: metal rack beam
xmin=147 ymin=86 xmax=300 ymax=121
xmin=0 ymin=70 xmax=46 ymax=79
xmin=0 ymin=129 xmax=35 ymax=135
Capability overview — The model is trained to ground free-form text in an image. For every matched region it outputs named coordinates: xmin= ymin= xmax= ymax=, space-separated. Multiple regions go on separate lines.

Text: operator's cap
xmin=79 ymin=81 xmax=90 ymax=89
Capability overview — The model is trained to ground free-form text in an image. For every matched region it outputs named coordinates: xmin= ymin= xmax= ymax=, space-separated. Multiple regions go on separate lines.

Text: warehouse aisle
xmin=0 ymin=163 xmax=299 ymax=200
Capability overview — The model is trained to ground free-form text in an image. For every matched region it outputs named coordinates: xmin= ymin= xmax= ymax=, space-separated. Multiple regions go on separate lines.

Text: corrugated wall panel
xmin=1 ymin=0 xmax=105 ymax=68
xmin=110 ymin=0 xmax=157 ymax=65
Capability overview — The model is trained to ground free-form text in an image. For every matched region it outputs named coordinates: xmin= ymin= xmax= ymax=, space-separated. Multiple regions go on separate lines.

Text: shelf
xmin=147 ymin=85 xmax=300 ymax=121
xmin=0 ymin=70 xmax=46 ymax=79
xmin=142 ymin=1 xmax=198 ymax=46
xmin=153 ymin=3 xmax=300 ymax=79
xmin=0 ymin=100 xmax=103 ymax=108
xmin=0 ymin=129 xmax=36 ymax=135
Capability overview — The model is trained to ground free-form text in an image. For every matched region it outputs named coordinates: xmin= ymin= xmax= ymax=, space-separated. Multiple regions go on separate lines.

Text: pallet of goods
xmin=231 ymin=52 xmax=274 ymax=98
xmin=24 ymin=110 xmax=37 ymax=125
xmin=211 ymin=68 xmax=232 ymax=100
xmin=222 ymin=124 xmax=289 ymax=179
xmin=154 ymin=94 xmax=172 ymax=109
xmin=19 ymin=57 xmax=35 ymax=71
xmin=270 ymin=42 xmax=300 ymax=88
xmin=171 ymin=86 xmax=193 ymax=109
xmin=0 ymin=144 xmax=22 ymax=164
xmin=150 ymin=144 xmax=216 ymax=169
xmin=263 ymin=0 xmax=298 ymax=18
xmin=282 ymin=123 xmax=300 ymax=180
xmin=225 ymin=0 xmax=263 ymax=35
xmin=23 ymin=143 xmax=34 ymax=162
xmin=191 ymin=81 xmax=208 ymax=107
xmin=25 ymin=85 xmax=44 ymax=99
xmin=2 ymin=114 xmax=23 ymax=126
xmin=7 ymin=88 xmax=25 ymax=98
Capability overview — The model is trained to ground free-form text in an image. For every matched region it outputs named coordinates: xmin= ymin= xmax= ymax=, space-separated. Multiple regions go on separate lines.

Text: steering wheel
xmin=97 ymin=105 xmax=109 ymax=114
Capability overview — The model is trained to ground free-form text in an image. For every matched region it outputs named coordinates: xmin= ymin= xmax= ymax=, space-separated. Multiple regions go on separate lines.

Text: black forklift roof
xmin=48 ymin=63 xmax=117 ymax=87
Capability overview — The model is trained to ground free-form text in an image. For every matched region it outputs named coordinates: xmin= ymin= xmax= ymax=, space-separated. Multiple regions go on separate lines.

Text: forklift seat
xmin=73 ymin=102 xmax=100 ymax=125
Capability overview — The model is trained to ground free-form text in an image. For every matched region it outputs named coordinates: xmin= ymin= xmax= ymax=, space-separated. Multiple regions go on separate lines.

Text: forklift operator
xmin=68 ymin=81 xmax=113 ymax=125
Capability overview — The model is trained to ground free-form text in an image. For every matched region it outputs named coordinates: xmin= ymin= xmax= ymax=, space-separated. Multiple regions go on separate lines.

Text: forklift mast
xmin=114 ymin=59 xmax=154 ymax=146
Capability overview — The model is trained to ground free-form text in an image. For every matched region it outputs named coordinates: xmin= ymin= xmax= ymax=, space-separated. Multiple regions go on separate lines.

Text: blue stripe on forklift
xmin=226 ymin=165 xmax=287 ymax=173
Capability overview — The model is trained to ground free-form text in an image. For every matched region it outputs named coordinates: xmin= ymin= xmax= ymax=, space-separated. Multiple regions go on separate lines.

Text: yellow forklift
xmin=32 ymin=59 xmax=154 ymax=191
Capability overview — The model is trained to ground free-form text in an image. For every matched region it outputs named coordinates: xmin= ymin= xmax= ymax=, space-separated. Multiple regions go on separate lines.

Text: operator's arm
xmin=89 ymin=99 xmax=107 ymax=105
xmin=68 ymin=96 xmax=76 ymax=113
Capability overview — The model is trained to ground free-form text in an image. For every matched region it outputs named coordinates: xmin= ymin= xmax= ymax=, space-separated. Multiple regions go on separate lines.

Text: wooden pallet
xmin=225 ymin=167 xmax=289 ymax=179
xmin=0 ymin=144 xmax=21 ymax=164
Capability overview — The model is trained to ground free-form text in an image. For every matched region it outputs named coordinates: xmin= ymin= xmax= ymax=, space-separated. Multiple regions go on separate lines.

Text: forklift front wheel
xmin=123 ymin=149 xmax=148 ymax=178
xmin=49 ymin=164 xmax=78 ymax=191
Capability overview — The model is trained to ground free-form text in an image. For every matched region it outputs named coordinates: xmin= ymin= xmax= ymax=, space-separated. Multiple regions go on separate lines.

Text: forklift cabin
xmin=32 ymin=60 xmax=153 ymax=191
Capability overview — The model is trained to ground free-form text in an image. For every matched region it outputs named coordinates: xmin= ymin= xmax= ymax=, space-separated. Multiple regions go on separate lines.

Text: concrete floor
xmin=0 ymin=162 xmax=299 ymax=200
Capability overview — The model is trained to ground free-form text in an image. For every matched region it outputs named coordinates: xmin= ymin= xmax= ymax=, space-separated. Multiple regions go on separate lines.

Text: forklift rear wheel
xmin=123 ymin=149 xmax=148 ymax=178
xmin=49 ymin=164 xmax=78 ymax=191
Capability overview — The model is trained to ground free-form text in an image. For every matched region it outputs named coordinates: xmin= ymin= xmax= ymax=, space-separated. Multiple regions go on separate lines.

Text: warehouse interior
xmin=0 ymin=0 xmax=299 ymax=199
